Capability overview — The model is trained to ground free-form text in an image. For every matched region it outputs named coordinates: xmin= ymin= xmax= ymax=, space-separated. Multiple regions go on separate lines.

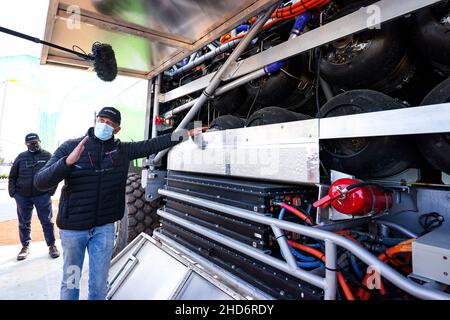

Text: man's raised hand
xmin=66 ymin=136 xmax=89 ymax=166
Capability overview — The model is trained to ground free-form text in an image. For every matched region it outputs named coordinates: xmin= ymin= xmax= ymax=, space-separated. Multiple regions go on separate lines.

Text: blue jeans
xmin=59 ymin=223 xmax=115 ymax=300
xmin=14 ymin=193 xmax=55 ymax=247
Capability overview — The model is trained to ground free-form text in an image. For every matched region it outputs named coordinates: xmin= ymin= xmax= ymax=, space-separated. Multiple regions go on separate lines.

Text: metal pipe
xmin=152 ymin=4 xmax=279 ymax=165
xmin=163 ymin=99 xmax=197 ymax=118
xmin=162 ymin=68 xmax=267 ymax=118
xmin=271 ymin=225 xmax=298 ymax=270
xmin=214 ymin=69 xmax=266 ymax=96
xmin=162 ymin=10 xmax=308 ymax=119
xmin=170 ymin=39 xmax=241 ymax=78
xmin=151 ymin=74 xmax=161 ymax=139
xmin=324 ymin=240 xmax=337 ymax=300
xmin=314 ymin=216 xmax=375 ymax=232
xmin=144 ymin=78 xmax=154 ymax=141
xmin=320 ymin=78 xmax=334 ymax=101
xmin=157 ymin=209 xmax=327 ymax=289
xmin=158 ymin=188 xmax=450 ymax=300
xmin=153 ymin=230 xmax=275 ymax=300
xmin=375 ymin=220 xmax=419 ymax=238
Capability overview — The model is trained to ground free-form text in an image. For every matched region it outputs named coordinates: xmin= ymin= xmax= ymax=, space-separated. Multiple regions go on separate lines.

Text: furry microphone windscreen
xmin=92 ymin=42 xmax=118 ymax=82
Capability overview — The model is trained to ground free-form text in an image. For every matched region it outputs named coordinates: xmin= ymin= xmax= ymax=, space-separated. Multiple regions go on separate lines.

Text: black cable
xmin=314 ymin=47 xmax=322 ymax=117
xmin=346 ymin=181 xmax=391 ymax=192
xmin=245 ymin=85 xmax=262 ymax=123
xmin=72 ymin=45 xmax=88 ymax=56
xmin=0 ymin=26 xmax=91 ymax=60
xmin=419 ymin=212 xmax=444 ymax=235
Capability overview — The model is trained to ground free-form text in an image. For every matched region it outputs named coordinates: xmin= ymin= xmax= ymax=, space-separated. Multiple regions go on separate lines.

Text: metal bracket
xmin=442 ymin=172 xmax=450 ymax=185
xmin=145 ymin=169 xmax=168 ymax=202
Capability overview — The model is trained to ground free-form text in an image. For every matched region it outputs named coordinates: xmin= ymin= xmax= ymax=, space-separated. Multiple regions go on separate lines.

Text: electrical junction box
xmin=412 ymin=229 xmax=450 ymax=285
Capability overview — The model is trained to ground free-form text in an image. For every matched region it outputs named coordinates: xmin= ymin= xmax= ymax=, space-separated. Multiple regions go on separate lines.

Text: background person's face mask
xmin=94 ymin=122 xmax=114 ymax=141
xmin=27 ymin=142 xmax=41 ymax=153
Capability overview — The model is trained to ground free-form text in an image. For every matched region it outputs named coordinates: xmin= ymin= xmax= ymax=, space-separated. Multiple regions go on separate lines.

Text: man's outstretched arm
xmin=35 ymin=136 xmax=89 ymax=191
xmin=122 ymin=128 xmax=203 ymax=160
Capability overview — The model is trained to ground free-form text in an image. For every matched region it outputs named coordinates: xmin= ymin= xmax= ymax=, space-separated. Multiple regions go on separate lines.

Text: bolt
xmin=444 ymin=256 xmax=448 ymax=260
xmin=444 ymin=272 xmax=448 ymax=277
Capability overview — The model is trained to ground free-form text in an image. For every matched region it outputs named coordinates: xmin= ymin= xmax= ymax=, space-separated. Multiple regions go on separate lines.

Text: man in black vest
xmin=34 ymin=107 xmax=200 ymax=300
xmin=8 ymin=133 xmax=59 ymax=261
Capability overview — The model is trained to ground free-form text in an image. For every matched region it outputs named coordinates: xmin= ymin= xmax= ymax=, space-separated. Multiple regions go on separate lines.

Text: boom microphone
xmin=91 ymin=42 xmax=118 ymax=81
xmin=0 ymin=26 xmax=118 ymax=82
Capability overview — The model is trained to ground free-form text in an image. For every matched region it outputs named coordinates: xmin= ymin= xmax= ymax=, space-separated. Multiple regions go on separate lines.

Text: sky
xmin=0 ymin=0 xmax=49 ymax=58
xmin=0 ymin=0 xmax=149 ymax=163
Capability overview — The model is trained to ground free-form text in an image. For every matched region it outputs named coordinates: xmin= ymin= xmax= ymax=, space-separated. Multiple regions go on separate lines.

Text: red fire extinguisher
xmin=313 ymin=178 xmax=393 ymax=216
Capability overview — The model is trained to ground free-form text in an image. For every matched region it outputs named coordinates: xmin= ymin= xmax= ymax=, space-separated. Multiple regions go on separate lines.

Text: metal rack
xmin=158 ymin=188 xmax=450 ymax=300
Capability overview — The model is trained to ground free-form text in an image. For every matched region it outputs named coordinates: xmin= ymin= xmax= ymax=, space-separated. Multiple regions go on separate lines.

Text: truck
xmin=40 ymin=0 xmax=450 ymax=300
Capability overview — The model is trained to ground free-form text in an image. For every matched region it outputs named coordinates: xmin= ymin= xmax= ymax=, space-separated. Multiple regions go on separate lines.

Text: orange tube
xmin=220 ymin=0 xmax=331 ymax=44
xmin=337 ymin=272 xmax=355 ymax=300
xmin=280 ymin=202 xmax=313 ymax=225
xmin=356 ymin=239 xmax=414 ymax=300
xmin=288 ymin=241 xmax=324 ymax=261
xmin=272 ymin=0 xmax=331 ymax=19
xmin=288 ymin=240 xmax=355 ymax=300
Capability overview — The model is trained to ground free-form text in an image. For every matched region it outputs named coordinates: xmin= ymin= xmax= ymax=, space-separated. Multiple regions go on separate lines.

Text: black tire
xmin=210 ymin=86 xmax=248 ymax=114
xmin=112 ymin=173 xmax=161 ymax=257
xmin=208 ymin=115 xmax=246 ymax=131
xmin=245 ymin=107 xmax=312 ymax=127
xmin=319 ymin=4 xmax=413 ymax=93
xmin=411 ymin=1 xmax=450 ymax=72
xmin=245 ymin=39 xmax=303 ymax=107
xmin=416 ymin=77 xmax=450 ymax=175
xmin=245 ymin=63 xmax=300 ymax=107
xmin=319 ymin=90 xmax=419 ymax=178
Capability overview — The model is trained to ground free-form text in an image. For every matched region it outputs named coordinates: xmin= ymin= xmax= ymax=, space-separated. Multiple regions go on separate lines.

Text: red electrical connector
xmin=154 ymin=116 xmax=165 ymax=125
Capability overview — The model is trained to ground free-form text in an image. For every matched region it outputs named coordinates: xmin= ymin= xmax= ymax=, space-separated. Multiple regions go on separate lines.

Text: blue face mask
xmin=94 ymin=122 xmax=114 ymax=141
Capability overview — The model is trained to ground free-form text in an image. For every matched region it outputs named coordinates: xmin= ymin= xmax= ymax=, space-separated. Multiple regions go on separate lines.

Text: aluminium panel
xmin=62 ymin=0 xmax=272 ymax=43
xmin=319 ymin=103 xmax=450 ymax=139
xmin=167 ymin=119 xmax=320 ymax=185
xmin=108 ymin=234 xmax=190 ymax=300
xmin=108 ymin=233 xmax=244 ymax=300
xmin=412 ymin=229 xmax=450 ymax=285
xmin=173 ymin=272 xmax=234 ymax=300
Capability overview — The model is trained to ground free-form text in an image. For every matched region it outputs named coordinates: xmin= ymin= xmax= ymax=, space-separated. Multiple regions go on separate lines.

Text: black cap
xmin=25 ymin=133 xmax=40 ymax=143
xmin=97 ymin=107 xmax=121 ymax=125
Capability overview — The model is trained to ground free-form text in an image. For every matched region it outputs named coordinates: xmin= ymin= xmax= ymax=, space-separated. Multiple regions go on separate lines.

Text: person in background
xmin=34 ymin=107 xmax=201 ymax=300
xmin=8 ymin=133 xmax=59 ymax=261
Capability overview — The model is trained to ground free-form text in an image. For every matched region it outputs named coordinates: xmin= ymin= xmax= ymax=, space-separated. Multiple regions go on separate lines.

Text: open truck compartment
xmin=41 ymin=0 xmax=450 ymax=300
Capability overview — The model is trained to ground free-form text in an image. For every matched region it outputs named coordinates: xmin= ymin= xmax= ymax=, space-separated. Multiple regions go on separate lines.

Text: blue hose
xmin=306 ymin=243 xmax=322 ymax=248
xmin=278 ymin=208 xmax=322 ymax=267
xmin=291 ymin=12 xmax=312 ymax=36
xmin=264 ymin=60 xmax=286 ymax=74
xmin=350 ymin=254 xmax=364 ymax=280
xmin=297 ymin=260 xmax=323 ymax=268
xmin=279 ymin=208 xmax=286 ymax=220
xmin=290 ymin=247 xmax=316 ymax=262
xmin=235 ymin=25 xmax=250 ymax=33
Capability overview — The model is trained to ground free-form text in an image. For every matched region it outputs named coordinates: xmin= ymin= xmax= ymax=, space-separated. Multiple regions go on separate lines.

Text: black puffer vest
xmin=34 ymin=128 xmax=180 ymax=230
xmin=8 ymin=149 xmax=53 ymax=197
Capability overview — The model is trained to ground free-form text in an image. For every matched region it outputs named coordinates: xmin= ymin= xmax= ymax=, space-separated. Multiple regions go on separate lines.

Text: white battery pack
xmin=412 ymin=229 xmax=450 ymax=285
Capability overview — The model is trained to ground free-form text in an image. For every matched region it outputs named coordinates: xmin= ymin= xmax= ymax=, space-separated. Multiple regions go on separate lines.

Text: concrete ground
xmin=0 ymin=240 xmax=89 ymax=300
xmin=0 ymin=180 xmax=62 ymax=245
xmin=0 ymin=180 xmax=90 ymax=300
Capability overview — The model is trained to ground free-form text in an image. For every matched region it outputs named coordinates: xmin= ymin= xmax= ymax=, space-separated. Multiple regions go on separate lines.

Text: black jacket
xmin=34 ymin=128 xmax=181 ymax=230
xmin=8 ymin=149 xmax=55 ymax=197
